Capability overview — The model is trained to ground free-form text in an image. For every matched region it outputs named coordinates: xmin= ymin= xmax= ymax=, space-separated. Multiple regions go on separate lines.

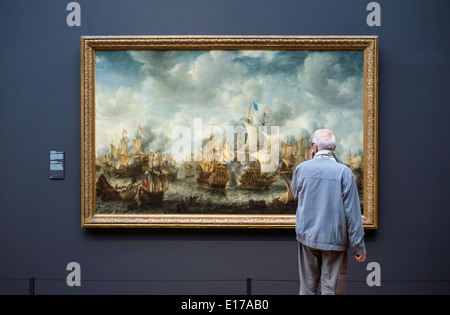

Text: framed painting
xmin=81 ymin=36 xmax=378 ymax=228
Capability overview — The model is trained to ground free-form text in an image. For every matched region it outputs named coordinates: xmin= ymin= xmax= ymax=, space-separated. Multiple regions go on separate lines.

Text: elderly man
xmin=291 ymin=129 xmax=366 ymax=295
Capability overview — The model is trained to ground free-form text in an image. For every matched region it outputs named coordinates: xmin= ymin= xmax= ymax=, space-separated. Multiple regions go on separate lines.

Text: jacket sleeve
xmin=342 ymin=168 xmax=366 ymax=255
xmin=290 ymin=165 xmax=301 ymax=199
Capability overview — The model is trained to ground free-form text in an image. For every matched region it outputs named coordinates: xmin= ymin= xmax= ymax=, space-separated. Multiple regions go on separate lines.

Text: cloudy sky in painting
xmin=95 ymin=49 xmax=363 ymax=158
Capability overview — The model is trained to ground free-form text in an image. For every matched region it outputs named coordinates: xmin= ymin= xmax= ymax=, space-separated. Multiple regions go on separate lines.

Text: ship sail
xmin=202 ymin=137 xmax=220 ymax=162
xmin=131 ymin=137 xmax=145 ymax=156
xmin=279 ymin=137 xmax=308 ymax=175
xmin=281 ymin=143 xmax=287 ymax=160
xmin=110 ymin=142 xmax=118 ymax=160
xmin=151 ymin=171 xmax=161 ymax=192
xmin=103 ymin=153 xmax=110 ymax=164
xmin=281 ymin=143 xmax=295 ymax=167
xmin=285 ymin=145 xmax=294 ymax=159
xmin=151 ymin=152 xmax=162 ymax=170
xmin=251 ymin=130 xmax=279 ymax=173
xmin=145 ymin=170 xmax=169 ymax=193
xmin=242 ymin=120 xmax=258 ymax=154
xmin=119 ymin=138 xmax=128 ymax=155
xmin=277 ymin=178 xmax=295 ymax=203
xmin=239 ymin=102 xmax=278 ymax=189
xmin=139 ymin=170 xmax=168 ymax=206
xmin=242 ymin=119 xmax=278 ymax=173
xmin=160 ymin=174 xmax=169 ymax=192
xmin=199 ymin=136 xmax=220 ymax=172
xmin=119 ymin=138 xmax=131 ymax=166
xmin=295 ymin=136 xmax=310 ymax=161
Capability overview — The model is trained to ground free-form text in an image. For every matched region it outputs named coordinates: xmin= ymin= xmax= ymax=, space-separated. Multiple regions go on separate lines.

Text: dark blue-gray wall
xmin=1 ymin=0 xmax=449 ymax=295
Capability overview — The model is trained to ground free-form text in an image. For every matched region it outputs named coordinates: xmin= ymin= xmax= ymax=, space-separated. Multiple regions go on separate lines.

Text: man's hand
xmin=353 ymin=253 xmax=367 ymax=262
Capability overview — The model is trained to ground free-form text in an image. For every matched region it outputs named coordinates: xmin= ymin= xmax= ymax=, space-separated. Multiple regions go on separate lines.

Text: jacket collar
xmin=314 ymin=150 xmax=343 ymax=164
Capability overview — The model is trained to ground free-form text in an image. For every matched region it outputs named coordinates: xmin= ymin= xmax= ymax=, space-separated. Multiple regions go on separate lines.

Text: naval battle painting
xmin=81 ymin=36 xmax=378 ymax=228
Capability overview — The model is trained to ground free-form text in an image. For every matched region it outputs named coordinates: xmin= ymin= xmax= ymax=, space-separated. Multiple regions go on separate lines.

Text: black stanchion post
xmin=246 ymin=277 xmax=252 ymax=295
xmin=29 ymin=277 xmax=35 ymax=295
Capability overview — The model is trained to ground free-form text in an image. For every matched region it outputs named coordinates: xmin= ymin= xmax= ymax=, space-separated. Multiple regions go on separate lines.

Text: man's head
xmin=311 ymin=129 xmax=336 ymax=152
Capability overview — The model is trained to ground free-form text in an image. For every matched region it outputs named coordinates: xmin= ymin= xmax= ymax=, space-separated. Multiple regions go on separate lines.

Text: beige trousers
xmin=298 ymin=243 xmax=348 ymax=295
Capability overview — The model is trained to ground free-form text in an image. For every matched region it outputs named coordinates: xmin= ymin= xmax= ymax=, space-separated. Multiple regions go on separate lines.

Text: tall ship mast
xmin=239 ymin=101 xmax=277 ymax=189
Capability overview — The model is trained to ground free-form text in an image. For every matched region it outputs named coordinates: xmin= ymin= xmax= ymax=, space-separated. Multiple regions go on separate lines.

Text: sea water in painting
xmin=94 ymin=50 xmax=364 ymax=215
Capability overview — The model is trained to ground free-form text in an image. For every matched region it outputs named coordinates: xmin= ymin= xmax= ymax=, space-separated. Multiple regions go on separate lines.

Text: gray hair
xmin=312 ymin=129 xmax=336 ymax=151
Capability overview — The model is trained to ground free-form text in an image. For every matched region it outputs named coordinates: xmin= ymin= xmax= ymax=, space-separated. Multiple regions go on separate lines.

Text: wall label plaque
xmin=50 ymin=150 xmax=65 ymax=179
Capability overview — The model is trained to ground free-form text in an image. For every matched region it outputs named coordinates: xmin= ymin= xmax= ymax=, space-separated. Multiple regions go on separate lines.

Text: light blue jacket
xmin=290 ymin=155 xmax=366 ymax=255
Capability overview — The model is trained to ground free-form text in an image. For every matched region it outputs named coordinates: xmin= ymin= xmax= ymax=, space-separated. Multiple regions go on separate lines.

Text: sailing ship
xmin=138 ymin=171 xmax=169 ymax=206
xmin=197 ymin=161 xmax=229 ymax=189
xmin=101 ymin=127 xmax=149 ymax=178
xmin=196 ymin=138 xmax=230 ymax=190
xmin=278 ymin=135 xmax=311 ymax=176
xmin=239 ymin=101 xmax=277 ymax=189
xmin=239 ymin=162 xmax=277 ymax=189
xmin=148 ymin=151 xmax=179 ymax=181
xmin=161 ymin=154 xmax=179 ymax=181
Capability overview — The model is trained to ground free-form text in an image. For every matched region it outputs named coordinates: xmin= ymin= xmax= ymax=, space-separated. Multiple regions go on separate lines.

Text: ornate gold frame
xmin=81 ymin=36 xmax=378 ymax=229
